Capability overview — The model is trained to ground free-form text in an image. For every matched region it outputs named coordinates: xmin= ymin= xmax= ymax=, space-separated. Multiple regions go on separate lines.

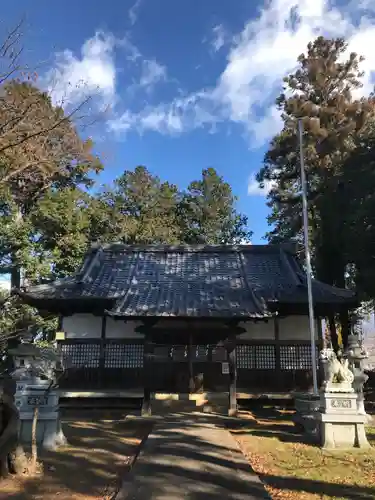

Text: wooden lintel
xmin=134 ymin=319 xmax=159 ymax=334
xmin=223 ymin=319 xmax=241 ymax=328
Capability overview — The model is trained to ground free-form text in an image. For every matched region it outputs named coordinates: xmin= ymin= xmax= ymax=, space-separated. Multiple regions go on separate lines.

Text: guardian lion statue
xmin=320 ymin=348 xmax=354 ymax=392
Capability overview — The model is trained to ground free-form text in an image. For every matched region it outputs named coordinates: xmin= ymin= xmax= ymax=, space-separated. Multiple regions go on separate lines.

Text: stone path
xmin=118 ymin=415 xmax=270 ymax=499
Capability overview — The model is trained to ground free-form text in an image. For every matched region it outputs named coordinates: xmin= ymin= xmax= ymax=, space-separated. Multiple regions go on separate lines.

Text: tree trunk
xmin=10 ymin=265 xmax=21 ymax=292
xmin=31 ymin=406 xmax=38 ymax=472
xmin=10 ymin=207 xmax=23 ymax=293
xmin=0 ymin=384 xmax=28 ymax=476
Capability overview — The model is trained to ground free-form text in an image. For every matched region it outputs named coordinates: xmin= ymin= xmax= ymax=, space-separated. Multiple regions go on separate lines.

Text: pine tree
xmin=178 ymin=168 xmax=251 ymax=244
xmin=258 ymin=37 xmax=375 ymax=347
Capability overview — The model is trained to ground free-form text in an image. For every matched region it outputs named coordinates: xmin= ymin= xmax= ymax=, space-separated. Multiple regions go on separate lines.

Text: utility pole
xmin=298 ymin=118 xmax=319 ymax=394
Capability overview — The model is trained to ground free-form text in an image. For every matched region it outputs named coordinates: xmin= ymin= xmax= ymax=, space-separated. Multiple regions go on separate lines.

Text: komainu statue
xmin=320 ymin=348 xmax=354 ymax=392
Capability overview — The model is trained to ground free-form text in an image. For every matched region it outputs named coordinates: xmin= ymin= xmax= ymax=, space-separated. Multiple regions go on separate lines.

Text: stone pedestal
xmin=293 ymin=392 xmax=320 ymax=437
xmin=14 ymin=383 xmax=67 ymax=451
xmin=318 ymin=392 xmax=370 ymax=449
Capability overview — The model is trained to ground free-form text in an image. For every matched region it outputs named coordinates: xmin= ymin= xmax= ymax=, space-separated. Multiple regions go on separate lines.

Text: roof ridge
xmin=237 ymin=251 xmax=268 ymax=315
xmin=78 ymin=246 xmax=103 ymax=284
xmin=279 ymin=248 xmax=302 ymax=286
xmin=92 ymin=242 xmax=288 ymax=254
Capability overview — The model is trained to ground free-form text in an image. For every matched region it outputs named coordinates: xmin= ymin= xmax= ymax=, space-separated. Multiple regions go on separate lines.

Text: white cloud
xmin=44 ymin=29 xmax=168 ymax=115
xmin=247 ymin=174 xmax=277 ymax=196
xmin=129 ymin=0 xmax=142 ymax=26
xmin=109 ymin=0 xmax=375 ymax=146
xmin=140 ymin=59 xmax=167 ymax=89
xmin=210 ymin=24 xmax=229 ymax=53
xmin=109 ymin=90 xmax=219 ymax=135
xmin=45 ymin=31 xmax=117 ymax=110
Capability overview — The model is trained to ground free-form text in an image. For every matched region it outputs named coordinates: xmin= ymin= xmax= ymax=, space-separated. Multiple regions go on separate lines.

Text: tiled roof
xmin=20 ymin=243 xmax=357 ymax=318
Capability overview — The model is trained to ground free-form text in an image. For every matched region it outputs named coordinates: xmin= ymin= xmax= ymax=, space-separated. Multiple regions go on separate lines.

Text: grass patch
xmin=230 ymin=409 xmax=375 ymax=500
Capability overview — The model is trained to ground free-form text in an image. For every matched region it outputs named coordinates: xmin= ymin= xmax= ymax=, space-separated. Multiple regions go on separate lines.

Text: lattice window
xmin=61 ymin=343 xmax=100 ymax=368
xmin=254 ymin=345 xmax=275 ymax=369
xmin=193 ymin=345 xmax=209 ymax=361
xmin=104 ymin=343 xmax=143 ymax=368
xmin=211 ymin=346 xmax=227 ymax=362
xmin=236 ymin=345 xmax=255 ymax=369
xmin=236 ymin=345 xmax=275 ymax=369
xmin=280 ymin=345 xmax=318 ymax=370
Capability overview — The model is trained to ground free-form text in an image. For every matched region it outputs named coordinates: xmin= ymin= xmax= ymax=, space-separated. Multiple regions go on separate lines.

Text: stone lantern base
xmin=15 ymin=384 xmax=67 ymax=451
xmin=318 ymin=392 xmax=370 ymax=449
xmin=317 ymin=413 xmax=370 ymax=449
xmin=293 ymin=392 xmax=321 ymax=437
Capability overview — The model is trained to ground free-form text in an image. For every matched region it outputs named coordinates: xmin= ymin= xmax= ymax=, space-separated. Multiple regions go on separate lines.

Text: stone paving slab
xmin=117 ymin=415 xmax=270 ymax=499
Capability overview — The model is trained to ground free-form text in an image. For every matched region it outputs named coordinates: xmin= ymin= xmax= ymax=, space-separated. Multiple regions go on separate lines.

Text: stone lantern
xmin=345 ymin=334 xmax=371 ymax=422
xmin=9 ymin=343 xmax=51 ymax=388
xmin=9 ymin=343 xmax=66 ymax=450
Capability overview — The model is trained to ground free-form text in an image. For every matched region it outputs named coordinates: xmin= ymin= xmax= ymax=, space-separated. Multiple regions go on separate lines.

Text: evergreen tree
xmin=257 ymin=37 xmax=375 ymax=347
xmin=91 ymin=166 xmax=181 ymax=244
xmin=178 ymin=168 xmax=251 ymax=244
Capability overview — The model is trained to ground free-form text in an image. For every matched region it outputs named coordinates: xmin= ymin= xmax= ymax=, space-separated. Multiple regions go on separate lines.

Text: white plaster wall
xmin=62 ymin=314 xmax=101 ymax=339
xmin=61 ymin=314 xmax=320 ymax=342
xmin=237 ymin=321 xmax=275 ymax=340
xmin=279 ymin=316 xmax=319 ymax=341
xmin=237 ymin=316 xmax=320 ymax=342
xmin=62 ymin=314 xmax=144 ymax=339
xmin=106 ymin=318 xmax=144 ymax=339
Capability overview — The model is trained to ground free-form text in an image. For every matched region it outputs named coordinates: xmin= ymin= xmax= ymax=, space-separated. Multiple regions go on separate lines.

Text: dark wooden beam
xmin=57 ymin=315 xmax=63 ymax=330
xmin=188 ymin=331 xmax=194 ymax=393
xmin=141 ymin=335 xmax=152 ymax=417
xmin=135 ymin=319 xmax=160 ymax=334
xmin=274 ymin=316 xmax=281 ymax=390
xmin=227 ymin=339 xmax=237 ymax=417
xmin=99 ymin=315 xmax=107 ymax=387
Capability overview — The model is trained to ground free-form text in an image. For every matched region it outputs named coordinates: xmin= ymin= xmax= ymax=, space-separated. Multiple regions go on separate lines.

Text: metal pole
xmin=298 ymin=119 xmax=319 ymax=394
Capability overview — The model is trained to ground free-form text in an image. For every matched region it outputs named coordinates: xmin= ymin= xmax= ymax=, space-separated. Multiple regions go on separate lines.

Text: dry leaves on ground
xmin=231 ymin=410 xmax=375 ymax=500
xmin=0 ymin=415 xmax=151 ymax=500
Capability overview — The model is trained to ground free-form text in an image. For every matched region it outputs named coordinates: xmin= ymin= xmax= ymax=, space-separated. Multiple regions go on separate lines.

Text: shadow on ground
xmin=261 ymin=474 xmax=375 ymax=500
xmin=124 ymin=413 xmax=375 ymax=499
xmin=232 ymin=408 xmax=315 ymax=445
xmin=0 ymin=413 xmax=150 ymax=500
xmin=124 ymin=414 xmax=270 ymax=499
xmin=2 ymin=409 xmax=374 ymax=500
xmin=231 ymin=408 xmax=375 ymax=500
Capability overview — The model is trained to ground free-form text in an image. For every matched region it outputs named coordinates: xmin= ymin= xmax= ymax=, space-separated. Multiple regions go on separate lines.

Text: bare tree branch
xmin=0 ymin=96 xmax=91 ymax=159
xmin=0 ymin=18 xmax=26 ymax=84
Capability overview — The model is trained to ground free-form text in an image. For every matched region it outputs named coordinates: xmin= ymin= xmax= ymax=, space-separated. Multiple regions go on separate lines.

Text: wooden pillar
xmin=142 ymin=336 xmax=152 ymax=416
xmin=188 ymin=331 xmax=194 ymax=393
xmin=316 ymin=316 xmax=324 ymax=349
xmin=227 ymin=338 xmax=237 ymax=417
xmin=274 ymin=317 xmax=281 ymax=390
xmin=99 ymin=315 xmax=107 ymax=389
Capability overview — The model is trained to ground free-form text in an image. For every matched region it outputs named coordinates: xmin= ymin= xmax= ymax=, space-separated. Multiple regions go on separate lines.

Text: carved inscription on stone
xmin=331 ymin=398 xmax=352 ymax=409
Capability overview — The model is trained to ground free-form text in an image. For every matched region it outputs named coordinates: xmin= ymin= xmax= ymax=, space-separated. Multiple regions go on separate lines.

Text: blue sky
xmin=2 ymin=0 xmax=375 ymax=242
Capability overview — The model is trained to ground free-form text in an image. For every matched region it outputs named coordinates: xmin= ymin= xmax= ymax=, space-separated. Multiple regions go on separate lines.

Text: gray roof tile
xmin=20 ymin=244 xmax=357 ymax=317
